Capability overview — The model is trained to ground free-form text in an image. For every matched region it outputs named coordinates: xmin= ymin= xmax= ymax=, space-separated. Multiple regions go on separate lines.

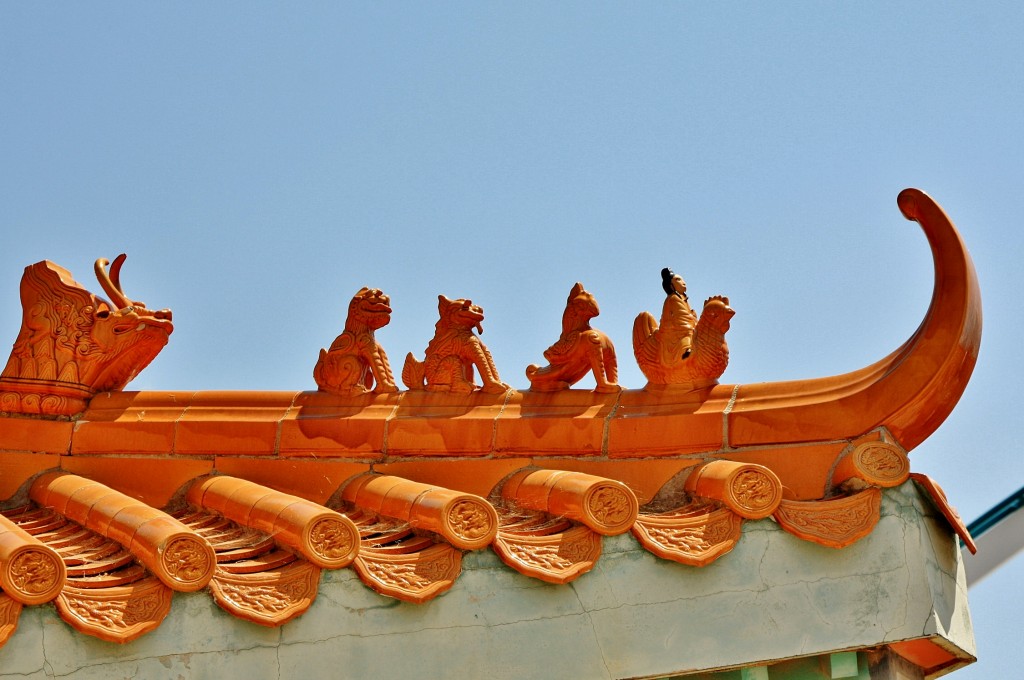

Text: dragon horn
xmin=95 ymin=255 xmax=133 ymax=309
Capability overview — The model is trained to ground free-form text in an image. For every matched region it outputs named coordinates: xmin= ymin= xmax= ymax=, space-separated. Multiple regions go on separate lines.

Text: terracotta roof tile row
xmin=0 ymin=456 xmax=938 ymax=645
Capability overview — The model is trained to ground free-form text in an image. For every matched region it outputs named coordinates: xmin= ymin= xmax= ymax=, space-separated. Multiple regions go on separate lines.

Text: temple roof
xmin=0 ymin=190 xmax=980 ymax=676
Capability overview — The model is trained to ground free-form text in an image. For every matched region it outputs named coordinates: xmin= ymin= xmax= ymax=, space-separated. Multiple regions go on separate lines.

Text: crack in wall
xmin=569 ymin=582 xmax=614 ymax=680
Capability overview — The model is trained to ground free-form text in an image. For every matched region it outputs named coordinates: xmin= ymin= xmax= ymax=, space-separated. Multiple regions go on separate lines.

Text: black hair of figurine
xmin=661 ymin=267 xmax=678 ymax=297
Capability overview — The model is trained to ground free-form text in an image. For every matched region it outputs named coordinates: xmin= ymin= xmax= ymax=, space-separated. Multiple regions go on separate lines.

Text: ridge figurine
xmin=313 ymin=287 xmax=398 ymax=396
xmin=633 ymin=268 xmax=734 ymax=388
xmin=402 ymin=295 xmax=510 ymax=394
xmin=0 ymin=254 xmax=173 ymax=416
xmin=526 ymin=282 xmax=619 ymax=392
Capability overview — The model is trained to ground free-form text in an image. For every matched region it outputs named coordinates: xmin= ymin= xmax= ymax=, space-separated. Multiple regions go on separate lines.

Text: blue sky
xmin=2 ymin=4 xmax=1022 ymax=675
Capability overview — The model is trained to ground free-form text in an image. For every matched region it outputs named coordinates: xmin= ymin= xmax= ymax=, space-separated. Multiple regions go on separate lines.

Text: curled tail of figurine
xmin=632 ymin=311 xmax=657 ymax=368
xmin=402 ymin=352 xmax=426 ymax=390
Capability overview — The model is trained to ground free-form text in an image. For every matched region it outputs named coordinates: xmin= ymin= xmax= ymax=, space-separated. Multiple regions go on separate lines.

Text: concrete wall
xmin=0 ymin=482 xmax=974 ymax=679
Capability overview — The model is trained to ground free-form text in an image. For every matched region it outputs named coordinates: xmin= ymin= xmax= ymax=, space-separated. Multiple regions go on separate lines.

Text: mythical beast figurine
xmin=0 ymin=254 xmax=173 ymax=416
xmin=313 ymin=287 xmax=398 ymax=396
xmin=402 ymin=295 xmax=509 ymax=394
xmin=633 ymin=268 xmax=734 ymax=388
xmin=526 ymin=282 xmax=619 ymax=393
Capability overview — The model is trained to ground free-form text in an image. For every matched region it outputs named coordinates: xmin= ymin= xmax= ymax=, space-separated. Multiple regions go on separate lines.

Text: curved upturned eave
xmin=725 ymin=189 xmax=982 ymax=451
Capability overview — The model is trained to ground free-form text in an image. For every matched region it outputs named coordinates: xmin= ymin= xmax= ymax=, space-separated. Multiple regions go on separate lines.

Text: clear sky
xmin=2 ymin=4 xmax=1021 ymax=676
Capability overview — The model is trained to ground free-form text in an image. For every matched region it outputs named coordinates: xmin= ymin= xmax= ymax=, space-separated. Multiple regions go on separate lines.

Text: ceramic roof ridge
xmin=3 ymin=190 xmax=981 ymax=465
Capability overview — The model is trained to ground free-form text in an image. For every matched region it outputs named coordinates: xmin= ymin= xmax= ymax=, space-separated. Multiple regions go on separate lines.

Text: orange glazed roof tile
xmin=0 ymin=189 xmax=980 ymax=652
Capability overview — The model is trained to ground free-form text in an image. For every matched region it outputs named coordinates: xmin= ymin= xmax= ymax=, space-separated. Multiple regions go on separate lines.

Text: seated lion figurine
xmin=402 ymin=295 xmax=509 ymax=394
xmin=313 ymin=287 xmax=398 ymax=396
xmin=526 ymin=282 xmax=619 ymax=393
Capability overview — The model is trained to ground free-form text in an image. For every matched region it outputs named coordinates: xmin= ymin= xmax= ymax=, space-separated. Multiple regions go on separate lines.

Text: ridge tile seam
xmin=600 ymin=389 xmax=624 ymax=457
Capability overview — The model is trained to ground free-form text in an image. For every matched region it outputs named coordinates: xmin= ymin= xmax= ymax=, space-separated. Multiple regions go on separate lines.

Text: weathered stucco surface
xmin=0 ymin=482 xmax=973 ymax=680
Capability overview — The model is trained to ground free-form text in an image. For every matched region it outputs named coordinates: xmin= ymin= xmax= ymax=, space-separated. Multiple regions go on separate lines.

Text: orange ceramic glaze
xmin=0 ymin=190 xmax=988 ymax=662
xmin=493 ymin=519 xmax=603 ymax=584
xmin=605 ymin=384 xmax=733 ymax=457
xmin=0 ymin=255 xmax=172 ymax=417
xmin=342 ymin=474 xmax=498 ymax=550
xmin=72 ymin=391 xmax=192 ymax=455
xmin=174 ymin=391 xmax=295 ymax=456
xmin=245 ymin=496 xmax=306 ymax=535
xmin=214 ymin=458 xmax=366 ymax=504
xmin=385 ymin=390 xmax=510 ymax=456
xmin=63 ymin=484 xmax=121 ymax=525
xmin=279 ymin=390 xmax=399 ymax=459
xmin=0 ymin=418 xmax=73 ymax=456
xmin=62 ymin=456 xmax=214 ymax=507
xmin=104 ymin=504 xmax=166 ymax=546
xmin=910 ymin=473 xmax=977 ymax=554
xmin=186 ymin=475 xmax=360 ymax=569
xmin=773 ymin=489 xmax=882 ymax=549
xmin=0 ymin=452 xmax=60 ymax=500
xmin=832 ymin=441 xmax=911 ymax=489
xmin=220 ymin=483 xmax=280 ymax=523
xmin=528 ymin=459 xmax=688 ymax=505
xmin=889 ymin=638 xmax=962 ymax=677
xmin=526 ymin=282 xmax=620 ymax=393
xmin=726 ymin=189 xmax=981 ymax=451
xmin=30 ymin=472 xmax=215 ymax=592
xmin=632 ymin=503 xmax=743 ymax=567
xmin=126 ymin=516 xmax=215 ymax=591
xmin=30 ymin=473 xmax=95 ymax=514
xmin=56 ymin=577 xmax=172 ymax=644
xmin=0 ymin=593 xmax=20 ymax=647
xmin=314 ymin=287 xmax=399 ymax=397
xmin=402 ymin=295 xmax=510 ymax=394
xmin=0 ymin=514 xmax=66 ymax=605
xmin=189 ymin=476 xmax=249 ymax=513
xmin=633 ymin=267 xmax=734 ymax=389
xmin=712 ymin=442 xmax=855 ymax=501
xmin=375 ymin=459 xmax=530 ymax=498
xmin=1 ymin=191 xmax=976 ymax=469
xmin=494 ymin=389 xmax=617 ymax=456
xmin=209 ymin=561 xmax=322 ymax=627
xmin=683 ymin=461 xmax=783 ymax=520
xmin=501 ymin=469 xmax=639 ymax=535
